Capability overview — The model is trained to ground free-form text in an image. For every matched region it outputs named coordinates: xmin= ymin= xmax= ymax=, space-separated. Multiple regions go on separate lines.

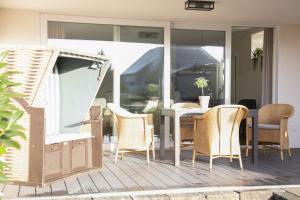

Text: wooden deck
xmin=1 ymin=148 xmax=300 ymax=199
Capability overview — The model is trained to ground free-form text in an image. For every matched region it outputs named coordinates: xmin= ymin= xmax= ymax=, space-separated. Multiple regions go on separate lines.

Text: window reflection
xmin=119 ymin=26 xmax=164 ymax=113
xmin=171 ymin=29 xmax=225 ymax=106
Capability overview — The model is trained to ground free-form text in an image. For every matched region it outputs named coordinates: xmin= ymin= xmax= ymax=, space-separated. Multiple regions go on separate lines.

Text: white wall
xmin=277 ymin=25 xmax=300 ymax=148
xmin=231 ymin=28 xmax=263 ymax=106
xmin=0 ymin=8 xmax=40 ymax=45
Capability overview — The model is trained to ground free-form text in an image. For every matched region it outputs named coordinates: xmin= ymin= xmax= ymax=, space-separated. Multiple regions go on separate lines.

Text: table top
xmin=161 ymin=107 xmax=258 ymax=117
xmin=161 ymin=107 xmax=210 ymax=117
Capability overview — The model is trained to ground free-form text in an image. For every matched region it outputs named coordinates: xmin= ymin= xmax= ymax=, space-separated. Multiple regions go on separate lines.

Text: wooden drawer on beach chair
xmin=44 ymin=143 xmax=64 ymax=180
xmin=71 ymin=139 xmax=89 ymax=172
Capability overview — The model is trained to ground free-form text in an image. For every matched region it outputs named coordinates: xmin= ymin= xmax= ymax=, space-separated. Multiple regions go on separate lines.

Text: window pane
xmin=120 ymin=25 xmax=164 ymax=44
xmin=171 ymin=29 xmax=225 ymax=106
xmin=120 ymin=26 xmax=164 ymax=109
xmin=120 ymin=26 xmax=164 ymax=136
xmin=48 ymin=21 xmax=114 ymax=41
xmin=251 ymin=31 xmax=264 ymax=52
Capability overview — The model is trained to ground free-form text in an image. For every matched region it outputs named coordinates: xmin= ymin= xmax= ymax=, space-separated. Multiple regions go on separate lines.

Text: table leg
xmin=252 ymin=111 xmax=258 ymax=164
xmin=160 ymin=116 xmax=170 ymax=158
xmin=174 ymin=113 xmax=181 ymax=166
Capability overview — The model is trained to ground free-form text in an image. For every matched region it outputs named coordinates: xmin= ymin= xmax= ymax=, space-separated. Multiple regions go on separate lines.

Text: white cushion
xmin=46 ymin=132 xmax=92 ymax=144
xmin=249 ymin=123 xmax=280 ymax=130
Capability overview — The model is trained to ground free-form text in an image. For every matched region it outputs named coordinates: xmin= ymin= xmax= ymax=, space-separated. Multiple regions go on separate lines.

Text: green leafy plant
xmin=0 ymin=51 xmax=25 ymax=183
xmin=146 ymin=83 xmax=159 ymax=98
xmin=194 ymin=77 xmax=209 ymax=96
xmin=251 ymin=47 xmax=263 ymax=71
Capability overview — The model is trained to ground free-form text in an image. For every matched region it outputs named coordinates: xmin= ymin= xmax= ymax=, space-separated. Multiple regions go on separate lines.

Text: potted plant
xmin=194 ymin=77 xmax=210 ymax=108
xmin=146 ymin=83 xmax=159 ymax=100
xmin=251 ymin=47 xmax=263 ymax=71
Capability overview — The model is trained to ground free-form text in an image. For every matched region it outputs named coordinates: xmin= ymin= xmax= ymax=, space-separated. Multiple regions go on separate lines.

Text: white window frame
xmin=40 ymin=14 xmax=171 ymax=107
xmin=41 ymin=15 xmax=234 ymax=107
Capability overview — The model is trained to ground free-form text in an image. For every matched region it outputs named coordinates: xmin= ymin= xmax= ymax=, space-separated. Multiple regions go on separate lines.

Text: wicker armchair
xmin=107 ymin=103 xmax=155 ymax=165
xmin=193 ymin=105 xmax=248 ymax=171
xmin=246 ymin=104 xmax=294 ymax=160
xmin=172 ymin=102 xmax=200 ymax=145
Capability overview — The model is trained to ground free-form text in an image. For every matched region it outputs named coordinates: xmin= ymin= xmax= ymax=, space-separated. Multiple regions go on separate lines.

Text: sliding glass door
xmin=171 ymin=29 xmax=226 ymax=106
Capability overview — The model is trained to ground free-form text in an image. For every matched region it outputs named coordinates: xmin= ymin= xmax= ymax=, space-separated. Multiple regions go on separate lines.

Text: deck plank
xmin=77 ymin=174 xmax=98 ymax=194
xmin=2 ymin=184 xmax=20 ymax=199
xmin=105 ymin=155 xmax=153 ymax=190
xmin=50 ymin=180 xmax=68 ymax=196
xmin=19 ymin=186 xmax=36 ymax=197
xmin=99 ymin=162 xmax=127 ymax=192
xmin=35 ymin=185 xmax=52 ymax=197
xmin=120 ymin=154 xmax=180 ymax=188
xmin=127 ymin=155 xmax=196 ymax=187
xmin=64 ymin=177 xmax=83 ymax=195
xmin=88 ymin=171 xmax=113 ymax=193
xmin=118 ymin=155 xmax=168 ymax=189
xmin=128 ymin=155 xmax=192 ymax=187
xmin=104 ymin=157 xmax=142 ymax=191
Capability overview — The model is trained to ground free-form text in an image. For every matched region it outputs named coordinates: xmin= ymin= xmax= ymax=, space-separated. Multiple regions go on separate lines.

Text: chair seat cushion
xmin=249 ymin=123 xmax=280 ymax=130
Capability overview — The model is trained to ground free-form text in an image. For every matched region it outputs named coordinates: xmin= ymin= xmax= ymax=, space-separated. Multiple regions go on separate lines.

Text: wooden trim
xmin=90 ymin=106 xmax=103 ymax=168
xmin=28 ymin=106 xmax=45 ymax=184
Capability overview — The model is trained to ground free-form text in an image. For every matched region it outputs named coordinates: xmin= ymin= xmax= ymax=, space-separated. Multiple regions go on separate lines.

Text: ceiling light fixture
xmin=185 ymin=0 xmax=215 ymax=11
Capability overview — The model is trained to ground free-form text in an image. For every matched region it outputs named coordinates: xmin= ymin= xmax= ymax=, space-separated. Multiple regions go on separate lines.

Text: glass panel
xmin=48 ymin=21 xmax=114 ymax=41
xmin=251 ymin=31 xmax=264 ymax=53
xmin=120 ymin=26 xmax=164 ymax=136
xmin=171 ymin=29 xmax=225 ymax=106
xmin=120 ymin=25 xmax=164 ymax=44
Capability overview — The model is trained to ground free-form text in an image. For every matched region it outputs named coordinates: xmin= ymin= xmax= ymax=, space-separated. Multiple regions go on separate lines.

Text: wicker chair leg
xmin=152 ymin=143 xmax=155 ymax=160
xmin=288 ymin=148 xmax=292 ymax=159
xmin=115 ymin=149 xmax=119 ymax=164
xmin=209 ymin=156 xmax=213 ymax=172
xmin=146 ymin=147 xmax=150 ymax=165
xmin=280 ymin=149 xmax=284 ymax=161
xmin=245 ymin=147 xmax=249 ymax=158
xmin=192 ymin=150 xmax=196 ymax=167
xmin=121 ymin=153 xmax=124 ymax=160
xmin=239 ymin=154 xmax=243 ymax=171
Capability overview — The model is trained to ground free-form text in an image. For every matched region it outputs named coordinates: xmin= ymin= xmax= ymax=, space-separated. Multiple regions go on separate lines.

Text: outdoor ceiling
xmin=1 ymin=0 xmax=300 ymax=26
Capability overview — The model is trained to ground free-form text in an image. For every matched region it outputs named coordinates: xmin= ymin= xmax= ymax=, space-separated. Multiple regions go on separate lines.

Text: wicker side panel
xmin=3 ymin=104 xmax=30 ymax=182
xmin=1 ymin=48 xmax=54 ymax=106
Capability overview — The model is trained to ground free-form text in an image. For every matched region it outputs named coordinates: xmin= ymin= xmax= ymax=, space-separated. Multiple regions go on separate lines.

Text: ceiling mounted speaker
xmin=185 ymin=0 xmax=215 ymax=11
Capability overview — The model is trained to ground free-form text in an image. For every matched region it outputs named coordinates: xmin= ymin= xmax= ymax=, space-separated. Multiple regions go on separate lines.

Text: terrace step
xmin=204 ymin=191 xmax=239 ymax=200
xmin=238 ymin=189 xmax=273 ymax=200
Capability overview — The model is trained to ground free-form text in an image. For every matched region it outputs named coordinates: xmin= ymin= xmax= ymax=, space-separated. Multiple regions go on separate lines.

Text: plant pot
xmin=149 ymin=96 xmax=160 ymax=101
xmin=198 ymin=96 xmax=210 ymax=108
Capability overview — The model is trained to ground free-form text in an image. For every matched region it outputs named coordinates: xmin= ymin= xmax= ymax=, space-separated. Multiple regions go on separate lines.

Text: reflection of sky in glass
xmin=202 ymin=46 xmax=224 ymax=62
xmin=48 ymin=39 xmax=163 ymax=74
